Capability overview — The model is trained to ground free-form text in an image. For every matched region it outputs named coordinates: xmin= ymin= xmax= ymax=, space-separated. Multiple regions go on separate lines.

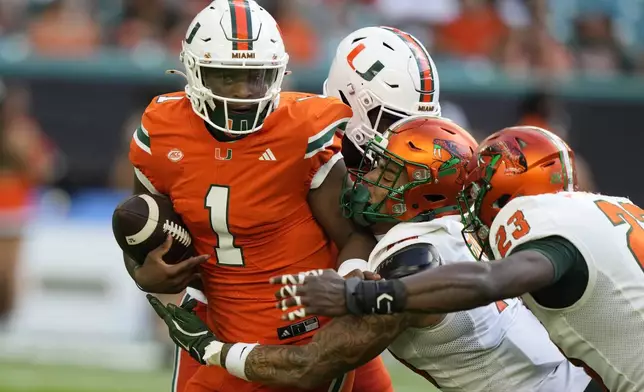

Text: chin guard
xmin=345 ymin=183 xmax=375 ymax=227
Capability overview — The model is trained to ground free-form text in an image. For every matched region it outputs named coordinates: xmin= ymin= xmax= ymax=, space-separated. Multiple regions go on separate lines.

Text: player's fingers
xmin=281 ymin=307 xmax=308 ymax=321
xmin=166 ymin=271 xmax=201 ymax=294
xmin=167 ymin=303 xmax=187 ymax=318
xmin=276 ymin=284 xmax=300 ymax=300
xmin=147 ymin=294 xmax=166 ymax=316
xmin=152 ymin=234 xmax=173 ymax=257
xmin=170 ymin=254 xmax=209 ymax=275
xmin=269 ymin=269 xmax=324 ymax=285
xmin=147 ymin=295 xmax=175 ymax=325
xmin=276 ymin=295 xmax=306 ymax=311
xmin=269 ymin=273 xmax=298 ymax=285
xmin=363 ymin=271 xmax=382 ymax=281
xmin=181 ymin=298 xmax=199 ymax=313
xmin=167 ymin=303 xmax=194 ymax=325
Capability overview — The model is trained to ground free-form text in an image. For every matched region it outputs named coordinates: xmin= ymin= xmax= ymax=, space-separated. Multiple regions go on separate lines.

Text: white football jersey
xmin=490 ymin=192 xmax=644 ymax=392
xmin=371 ymin=216 xmax=590 ymax=392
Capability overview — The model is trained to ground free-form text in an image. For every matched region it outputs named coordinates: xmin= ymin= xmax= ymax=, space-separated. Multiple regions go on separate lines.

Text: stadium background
xmin=1 ymin=0 xmax=644 ymax=391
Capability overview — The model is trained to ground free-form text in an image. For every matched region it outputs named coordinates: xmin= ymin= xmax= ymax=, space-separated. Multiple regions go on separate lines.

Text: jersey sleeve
xmin=128 ymin=99 xmax=168 ymax=195
xmin=513 ymin=236 xmax=582 ymax=283
xmin=302 ymin=97 xmax=352 ymax=189
xmin=488 ymin=195 xmax=586 ymax=262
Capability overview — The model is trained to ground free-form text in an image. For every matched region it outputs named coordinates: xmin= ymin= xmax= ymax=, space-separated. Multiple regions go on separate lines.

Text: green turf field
xmin=0 ymin=360 xmax=438 ymax=392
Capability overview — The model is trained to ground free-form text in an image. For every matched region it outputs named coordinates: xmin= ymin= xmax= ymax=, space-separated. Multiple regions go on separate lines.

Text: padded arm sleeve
xmin=512 ymin=235 xmax=583 ymax=283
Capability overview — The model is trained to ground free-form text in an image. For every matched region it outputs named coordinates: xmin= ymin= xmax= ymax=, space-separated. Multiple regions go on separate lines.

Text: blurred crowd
xmin=0 ymin=0 xmax=631 ymax=323
xmin=0 ymin=0 xmax=643 ymax=75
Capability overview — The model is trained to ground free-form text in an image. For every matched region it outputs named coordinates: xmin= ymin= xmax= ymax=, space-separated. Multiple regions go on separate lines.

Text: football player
xmin=124 ymin=1 xmax=392 ymax=391
xmin=149 ymin=116 xmax=596 ymax=392
xmin=324 ymin=26 xmax=441 ymax=170
xmin=157 ymin=23 xmax=442 ymax=392
xmin=273 ymin=126 xmax=644 ymax=391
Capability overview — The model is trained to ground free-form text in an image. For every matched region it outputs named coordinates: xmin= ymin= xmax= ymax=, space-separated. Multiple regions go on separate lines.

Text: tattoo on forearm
xmin=240 ymin=314 xmax=408 ymax=388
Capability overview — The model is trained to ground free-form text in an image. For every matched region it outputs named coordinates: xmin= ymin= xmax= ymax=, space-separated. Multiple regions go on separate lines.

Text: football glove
xmin=147 ymin=294 xmax=219 ymax=365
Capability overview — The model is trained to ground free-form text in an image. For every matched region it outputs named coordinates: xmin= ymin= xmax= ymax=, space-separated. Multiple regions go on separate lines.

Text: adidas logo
xmin=259 ymin=148 xmax=277 ymax=161
xmin=280 ymin=329 xmax=291 ymax=338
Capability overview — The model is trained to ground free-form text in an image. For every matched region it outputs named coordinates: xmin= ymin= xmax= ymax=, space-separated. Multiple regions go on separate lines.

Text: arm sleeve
xmin=304 ymin=98 xmax=352 ymax=189
xmin=128 ymin=104 xmax=167 ymax=195
xmin=512 ymin=235 xmax=583 ymax=283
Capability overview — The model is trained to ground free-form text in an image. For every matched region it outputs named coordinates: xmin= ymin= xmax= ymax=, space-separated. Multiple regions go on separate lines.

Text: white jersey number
xmin=595 ymin=200 xmax=644 ymax=272
xmin=205 ymin=185 xmax=245 ymax=266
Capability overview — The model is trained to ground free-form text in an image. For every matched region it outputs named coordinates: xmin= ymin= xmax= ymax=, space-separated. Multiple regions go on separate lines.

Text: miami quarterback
xmin=123 ymin=1 xmax=392 ymax=391
xmin=157 ymin=22 xmax=444 ymax=392
xmin=149 ymin=117 xmax=596 ymax=392
xmin=272 ymin=126 xmax=644 ymax=391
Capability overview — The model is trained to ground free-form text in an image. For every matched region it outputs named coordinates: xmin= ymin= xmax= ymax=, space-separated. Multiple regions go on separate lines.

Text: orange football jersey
xmin=129 ymin=91 xmax=351 ymax=345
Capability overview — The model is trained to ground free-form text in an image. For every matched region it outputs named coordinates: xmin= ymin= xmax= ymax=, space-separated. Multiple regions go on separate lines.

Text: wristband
xmin=345 ymin=279 xmax=407 ymax=315
xmin=337 ymin=258 xmax=369 ymax=277
xmin=203 ymin=340 xmax=225 ymax=366
xmin=224 ymin=343 xmax=258 ymax=381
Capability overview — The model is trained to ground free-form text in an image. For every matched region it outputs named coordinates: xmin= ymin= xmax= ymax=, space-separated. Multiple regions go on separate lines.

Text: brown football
xmin=112 ymin=193 xmax=196 ymax=265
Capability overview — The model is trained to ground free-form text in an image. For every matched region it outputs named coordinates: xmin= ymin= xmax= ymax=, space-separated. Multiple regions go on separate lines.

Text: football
xmin=112 ymin=193 xmax=196 ymax=265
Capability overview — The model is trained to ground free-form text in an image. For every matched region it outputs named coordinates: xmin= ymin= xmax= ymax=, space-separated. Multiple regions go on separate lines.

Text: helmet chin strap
xmin=166 ymin=69 xmax=189 ymax=80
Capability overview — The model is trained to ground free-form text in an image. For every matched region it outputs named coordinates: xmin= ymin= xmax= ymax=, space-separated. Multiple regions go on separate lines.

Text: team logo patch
xmin=277 ymin=317 xmax=320 ymax=340
xmin=432 ymin=138 xmax=474 ymax=185
xmin=167 ymin=148 xmax=184 ymax=162
xmin=482 ymin=140 xmax=528 ymax=175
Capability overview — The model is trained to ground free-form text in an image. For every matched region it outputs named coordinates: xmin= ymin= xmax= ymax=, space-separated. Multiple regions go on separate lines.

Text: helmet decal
xmin=228 ymin=0 xmax=254 ymax=50
xmin=380 ymin=26 xmax=436 ymax=104
xmin=186 ymin=22 xmax=202 ymax=44
xmin=346 ymin=43 xmax=385 ymax=82
xmin=326 ymin=26 xmax=441 ymax=153
xmin=433 ymin=138 xmax=473 ymax=184
xmin=483 ymin=139 xmax=528 ymax=175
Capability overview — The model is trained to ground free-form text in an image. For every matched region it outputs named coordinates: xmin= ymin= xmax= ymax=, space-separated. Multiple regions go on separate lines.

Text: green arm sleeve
xmin=512 ymin=236 xmax=583 ymax=283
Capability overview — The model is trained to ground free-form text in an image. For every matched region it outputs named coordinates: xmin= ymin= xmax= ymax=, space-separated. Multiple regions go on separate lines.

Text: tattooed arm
xmin=220 ymin=314 xmax=410 ymax=389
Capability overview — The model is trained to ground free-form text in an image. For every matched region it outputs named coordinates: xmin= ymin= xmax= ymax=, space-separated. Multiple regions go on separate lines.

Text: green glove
xmin=147 ymin=294 xmax=218 ymax=365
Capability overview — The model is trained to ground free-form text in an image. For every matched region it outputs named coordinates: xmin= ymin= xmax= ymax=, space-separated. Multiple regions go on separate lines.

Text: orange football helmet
xmin=341 ymin=115 xmax=477 ymax=225
xmin=459 ymin=126 xmax=577 ymax=258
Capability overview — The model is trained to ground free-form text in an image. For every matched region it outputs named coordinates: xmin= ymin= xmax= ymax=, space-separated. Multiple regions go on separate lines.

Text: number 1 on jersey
xmin=205 ymin=185 xmax=245 ymax=266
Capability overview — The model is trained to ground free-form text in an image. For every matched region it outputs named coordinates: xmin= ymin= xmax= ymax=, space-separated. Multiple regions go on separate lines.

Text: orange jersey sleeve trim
xmin=128 ymin=93 xmax=186 ymax=195
xmin=303 ymin=97 xmax=352 ymax=189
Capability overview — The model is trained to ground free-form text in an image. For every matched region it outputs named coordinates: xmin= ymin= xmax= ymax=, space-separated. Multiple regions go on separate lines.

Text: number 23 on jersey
xmin=495 ymin=210 xmax=532 ymax=257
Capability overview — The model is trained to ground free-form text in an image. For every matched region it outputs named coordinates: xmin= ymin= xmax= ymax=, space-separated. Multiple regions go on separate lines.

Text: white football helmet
xmin=179 ymin=0 xmax=289 ymax=135
xmin=324 ymin=26 xmax=441 ymax=152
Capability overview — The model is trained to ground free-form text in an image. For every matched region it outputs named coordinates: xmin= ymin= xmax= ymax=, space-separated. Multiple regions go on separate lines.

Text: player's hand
xmin=270 ymin=269 xmax=349 ymax=321
xmin=135 ymin=235 xmax=209 ymax=294
xmin=343 ymin=269 xmax=381 ymax=281
xmin=147 ymin=294 xmax=217 ymax=365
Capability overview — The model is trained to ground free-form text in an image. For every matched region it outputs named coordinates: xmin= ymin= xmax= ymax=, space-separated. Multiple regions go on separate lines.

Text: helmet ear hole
xmin=367 ymin=106 xmax=382 ymax=129
xmin=424 ymin=194 xmax=446 ymax=203
xmin=338 ymin=90 xmax=351 ymax=107
xmin=493 ymin=194 xmax=512 ymax=209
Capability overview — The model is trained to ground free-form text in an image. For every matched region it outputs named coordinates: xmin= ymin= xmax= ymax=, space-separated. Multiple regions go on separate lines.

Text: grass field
xmin=0 ymin=359 xmax=438 ymax=392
